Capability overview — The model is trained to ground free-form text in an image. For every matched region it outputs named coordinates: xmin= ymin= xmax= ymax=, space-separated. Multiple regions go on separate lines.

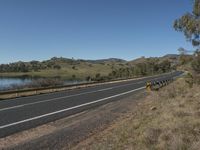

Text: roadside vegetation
xmin=74 ymin=52 xmax=200 ymax=150
xmin=73 ymin=1 xmax=200 ymax=149
xmin=0 ymin=56 xmax=176 ymax=91
xmin=7 ymin=78 xmax=65 ymax=91
xmin=74 ymin=75 xmax=200 ymax=150
xmin=0 ymin=56 xmax=175 ymax=81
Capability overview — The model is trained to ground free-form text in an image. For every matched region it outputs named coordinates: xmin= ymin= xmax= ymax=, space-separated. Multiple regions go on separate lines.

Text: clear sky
xmin=0 ymin=0 xmax=194 ymax=64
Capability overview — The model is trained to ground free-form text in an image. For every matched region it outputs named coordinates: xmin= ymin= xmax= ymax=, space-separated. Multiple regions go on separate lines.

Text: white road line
xmin=0 ymin=105 xmax=25 ymax=112
xmin=0 ymin=86 xmax=145 ymax=129
xmin=137 ymin=81 xmax=144 ymax=84
xmin=0 ymin=82 xmax=143 ymax=112
xmin=97 ymin=87 xmax=113 ymax=92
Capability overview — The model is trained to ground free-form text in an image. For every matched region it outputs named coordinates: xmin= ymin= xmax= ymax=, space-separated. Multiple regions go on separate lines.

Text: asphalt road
xmin=0 ymin=71 xmax=183 ymax=138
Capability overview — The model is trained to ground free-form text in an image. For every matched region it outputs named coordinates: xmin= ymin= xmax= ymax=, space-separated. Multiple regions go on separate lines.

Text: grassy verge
xmin=75 ymin=77 xmax=200 ymax=150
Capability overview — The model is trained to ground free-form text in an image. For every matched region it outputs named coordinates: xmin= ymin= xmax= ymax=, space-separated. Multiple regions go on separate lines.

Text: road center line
xmin=0 ymin=86 xmax=145 ymax=129
xmin=0 ymin=82 xmax=143 ymax=112
xmin=0 ymin=105 xmax=25 ymax=112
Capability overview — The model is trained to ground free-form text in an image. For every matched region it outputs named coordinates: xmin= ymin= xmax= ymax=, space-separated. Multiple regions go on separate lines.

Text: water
xmin=0 ymin=77 xmax=86 ymax=91
xmin=0 ymin=77 xmax=32 ymax=90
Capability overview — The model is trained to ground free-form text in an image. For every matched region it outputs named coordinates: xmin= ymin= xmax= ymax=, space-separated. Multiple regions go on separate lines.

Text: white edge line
xmin=0 ymin=86 xmax=145 ymax=129
xmin=0 ymin=82 xmax=141 ymax=112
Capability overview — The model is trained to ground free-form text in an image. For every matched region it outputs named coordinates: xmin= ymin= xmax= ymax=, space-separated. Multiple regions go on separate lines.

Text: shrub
xmin=192 ymin=59 xmax=200 ymax=73
xmin=185 ymin=73 xmax=194 ymax=88
xmin=85 ymin=76 xmax=91 ymax=81
xmin=72 ymin=66 xmax=75 ymax=70
xmin=72 ymin=74 xmax=76 ymax=80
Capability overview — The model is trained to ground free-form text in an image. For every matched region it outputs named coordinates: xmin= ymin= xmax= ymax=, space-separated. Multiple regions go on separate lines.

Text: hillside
xmin=0 ymin=55 xmax=180 ymax=80
xmin=0 ymin=58 xmax=127 ymax=79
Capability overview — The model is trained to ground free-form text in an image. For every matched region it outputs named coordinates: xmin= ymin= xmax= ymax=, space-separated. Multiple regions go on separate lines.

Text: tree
xmin=178 ymin=47 xmax=193 ymax=65
xmin=85 ymin=76 xmax=91 ymax=81
xmin=53 ymin=65 xmax=61 ymax=70
xmin=135 ymin=63 xmax=147 ymax=76
xmin=178 ymin=47 xmax=187 ymax=55
xmin=192 ymin=50 xmax=200 ymax=73
xmin=72 ymin=74 xmax=76 ymax=79
xmin=159 ymin=60 xmax=171 ymax=73
xmin=174 ymin=0 xmax=200 ymax=73
xmin=174 ymin=0 xmax=200 ymax=47
xmin=95 ymin=73 xmax=101 ymax=79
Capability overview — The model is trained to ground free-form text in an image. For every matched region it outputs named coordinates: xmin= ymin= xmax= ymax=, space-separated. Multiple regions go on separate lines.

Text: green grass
xmin=0 ymin=56 xmax=179 ymax=80
xmin=0 ymin=62 xmax=124 ymax=80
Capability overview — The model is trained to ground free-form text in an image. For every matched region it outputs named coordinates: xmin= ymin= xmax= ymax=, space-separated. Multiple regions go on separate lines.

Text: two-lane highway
xmin=0 ymin=71 xmax=183 ymax=138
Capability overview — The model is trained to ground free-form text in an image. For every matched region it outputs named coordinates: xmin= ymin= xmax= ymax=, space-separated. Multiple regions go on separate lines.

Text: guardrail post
xmin=146 ymin=77 xmax=175 ymax=91
xmin=146 ymin=82 xmax=152 ymax=91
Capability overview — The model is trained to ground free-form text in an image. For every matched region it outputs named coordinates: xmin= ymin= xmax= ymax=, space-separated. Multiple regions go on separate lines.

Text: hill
xmin=0 ymin=57 xmax=128 ymax=80
xmin=0 ymin=55 xmax=180 ymax=80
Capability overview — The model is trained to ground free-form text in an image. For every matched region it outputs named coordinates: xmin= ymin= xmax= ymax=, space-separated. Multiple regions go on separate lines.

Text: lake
xmin=0 ymin=77 xmax=86 ymax=91
xmin=0 ymin=77 xmax=32 ymax=90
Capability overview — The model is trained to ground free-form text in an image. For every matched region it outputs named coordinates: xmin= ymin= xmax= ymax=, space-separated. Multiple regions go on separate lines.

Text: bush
xmin=72 ymin=74 xmax=76 ymax=80
xmin=30 ymin=78 xmax=64 ymax=87
xmin=185 ymin=73 xmax=194 ymax=88
xmin=192 ymin=59 xmax=200 ymax=73
xmin=85 ymin=76 xmax=91 ymax=81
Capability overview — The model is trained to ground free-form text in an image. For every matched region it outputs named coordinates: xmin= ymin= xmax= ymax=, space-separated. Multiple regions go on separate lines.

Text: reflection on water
xmin=0 ymin=77 xmax=32 ymax=90
xmin=0 ymin=77 xmax=86 ymax=91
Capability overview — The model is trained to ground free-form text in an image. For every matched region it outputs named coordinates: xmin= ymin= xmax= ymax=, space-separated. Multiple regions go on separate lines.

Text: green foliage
xmin=174 ymin=0 xmax=200 ymax=46
xmin=192 ymin=50 xmax=200 ymax=73
xmin=72 ymin=74 xmax=76 ymax=79
xmin=72 ymin=66 xmax=76 ymax=70
xmin=193 ymin=0 xmax=200 ymax=16
xmin=85 ymin=76 xmax=91 ymax=81
xmin=95 ymin=73 xmax=101 ymax=79
xmin=93 ymin=73 xmax=111 ymax=82
xmin=185 ymin=72 xmax=194 ymax=88
xmin=108 ymin=59 xmax=172 ymax=79
xmin=159 ymin=60 xmax=171 ymax=73
xmin=0 ymin=57 xmax=174 ymax=81
xmin=174 ymin=1 xmax=200 ymax=74
xmin=179 ymin=55 xmax=193 ymax=65
xmin=53 ymin=65 xmax=61 ymax=70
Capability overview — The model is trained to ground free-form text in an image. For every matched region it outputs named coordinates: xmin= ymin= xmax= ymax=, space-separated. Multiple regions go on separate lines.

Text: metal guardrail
xmin=0 ymin=73 xmax=171 ymax=96
xmin=146 ymin=78 xmax=174 ymax=91
xmin=0 ymin=72 xmax=177 ymax=99
xmin=0 ymin=76 xmax=145 ymax=99
xmin=0 ymin=81 xmax=95 ymax=95
xmin=0 ymin=76 xmax=141 ymax=96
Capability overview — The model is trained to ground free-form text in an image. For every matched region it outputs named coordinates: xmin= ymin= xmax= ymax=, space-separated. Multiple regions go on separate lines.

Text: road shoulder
xmin=0 ymin=90 xmax=147 ymax=150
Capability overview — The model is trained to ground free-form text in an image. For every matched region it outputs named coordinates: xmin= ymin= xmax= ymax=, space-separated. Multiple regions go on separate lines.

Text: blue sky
xmin=0 ymin=0 xmax=194 ymax=63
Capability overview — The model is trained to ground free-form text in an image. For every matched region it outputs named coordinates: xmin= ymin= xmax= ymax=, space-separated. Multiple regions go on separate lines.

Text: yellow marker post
xmin=146 ymin=82 xmax=152 ymax=91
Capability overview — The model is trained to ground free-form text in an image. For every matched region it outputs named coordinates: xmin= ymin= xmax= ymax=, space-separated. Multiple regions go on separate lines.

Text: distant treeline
xmin=92 ymin=58 xmax=173 ymax=81
xmin=0 ymin=57 xmax=174 ymax=82
xmin=0 ymin=57 xmax=74 ymax=72
xmin=0 ymin=57 xmax=173 ymax=74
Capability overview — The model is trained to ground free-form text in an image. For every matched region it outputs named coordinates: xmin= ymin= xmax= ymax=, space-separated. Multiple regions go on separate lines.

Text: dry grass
xmin=74 ymin=77 xmax=200 ymax=150
xmin=0 ymin=63 xmax=120 ymax=79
